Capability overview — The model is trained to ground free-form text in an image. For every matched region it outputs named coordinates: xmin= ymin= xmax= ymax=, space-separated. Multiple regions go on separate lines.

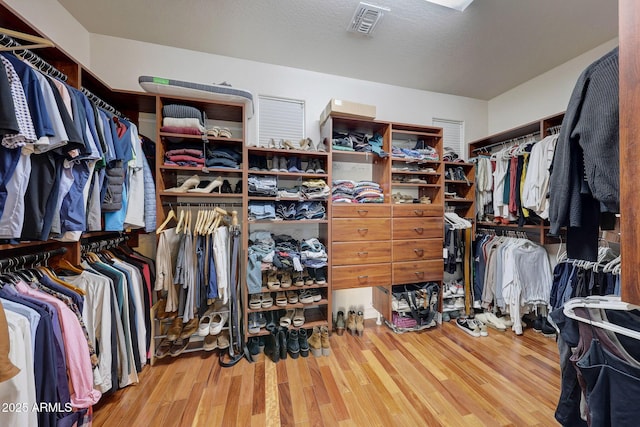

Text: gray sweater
xmin=548 ymin=47 xmax=619 ymax=260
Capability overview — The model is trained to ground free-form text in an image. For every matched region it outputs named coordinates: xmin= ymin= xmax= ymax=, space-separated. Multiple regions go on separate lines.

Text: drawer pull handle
xmin=414 ymin=271 xmax=425 ymax=277
xmin=357 ymin=228 xmax=369 ymax=233
xmin=414 ymin=227 xmax=424 ymax=233
xmin=357 ymin=209 xmax=369 ymax=215
xmin=414 ymin=249 xmax=424 ymax=256
xmin=414 ymin=209 xmax=424 ymax=216
xmin=357 ymin=251 xmax=369 ymax=256
xmin=358 ymin=275 xmax=369 ymax=280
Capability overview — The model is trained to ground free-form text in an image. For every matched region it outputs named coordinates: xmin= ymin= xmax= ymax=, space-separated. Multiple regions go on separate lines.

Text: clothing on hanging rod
xmin=80 ymin=87 xmax=128 ymax=120
xmin=0 ymin=33 xmax=67 ymax=81
xmin=161 ymin=201 xmax=243 ymax=208
xmin=472 ymin=130 xmax=540 ymax=153
xmin=0 ymin=27 xmax=54 ymax=51
xmin=546 ymin=124 xmax=562 ymax=134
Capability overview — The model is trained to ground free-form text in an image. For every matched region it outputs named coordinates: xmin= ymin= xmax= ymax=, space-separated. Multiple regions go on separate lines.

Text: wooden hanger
xmin=0 ymin=27 xmax=54 ymax=51
xmin=157 ymin=207 xmax=177 ymax=234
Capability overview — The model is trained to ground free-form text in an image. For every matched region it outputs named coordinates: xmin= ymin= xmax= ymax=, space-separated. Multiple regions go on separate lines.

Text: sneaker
xmin=248 ymin=313 xmax=260 ymax=334
xmin=299 ymin=290 xmax=314 ymax=304
xmin=314 ymin=267 xmax=327 ymax=285
xmin=442 ymin=312 xmax=451 ymax=322
xmin=257 ymin=312 xmax=267 ymax=329
xmin=454 ymin=297 xmax=465 ymax=309
xmin=287 ymin=156 xmax=302 ymax=173
xmin=472 ymin=319 xmax=488 ymax=337
xmin=456 ymin=318 xmax=481 ymax=337
xmin=475 ymin=312 xmax=507 ymax=331
xmin=279 ymin=156 xmax=288 ymax=172
xmin=270 ymin=155 xmax=280 ymax=172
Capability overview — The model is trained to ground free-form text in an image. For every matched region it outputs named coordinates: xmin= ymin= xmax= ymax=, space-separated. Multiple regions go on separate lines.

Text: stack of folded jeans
xmin=300 ymin=238 xmax=328 ymax=269
xmin=272 ymin=234 xmax=303 ymax=271
xmin=277 ymin=186 xmax=302 ymax=199
xmin=302 ymin=179 xmax=330 ymax=200
xmin=392 ymin=146 xmax=439 ymax=162
xmin=354 ymin=181 xmax=384 ymax=203
xmin=296 ymin=201 xmax=325 ymax=220
xmin=248 ymin=175 xmax=278 ymax=196
xmin=206 ymin=145 xmax=242 ymax=169
xmin=164 ymin=147 xmax=205 ymax=166
xmin=275 ymin=202 xmax=297 ymax=220
xmin=247 ymin=231 xmax=276 ymax=294
xmin=248 ymin=201 xmax=276 ymax=220
xmin=331 ymin=180 xmax=356 ymax=203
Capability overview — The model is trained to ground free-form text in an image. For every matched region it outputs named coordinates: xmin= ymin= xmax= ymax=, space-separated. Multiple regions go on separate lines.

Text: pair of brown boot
xmin=346 ymin=311 xmax=364 ymax=336
xmin=308 ymin=326 xmax=330 ymax=357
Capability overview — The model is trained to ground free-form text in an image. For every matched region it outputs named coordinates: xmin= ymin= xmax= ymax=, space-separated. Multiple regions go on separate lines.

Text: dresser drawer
xmin=392 ymin=204 xmax=442 ymax=218
xmin=392 ymin=260 xmax=443 ymax=284
xmin=332 ymin=204 xmax=391 ymax=218
xmin=332 ymin=263 xmax=391 ymax=290
xmin=332 ymin=241 xmax=392 ymax=265
xmin=392 ymin=217 xmax=443 ymax=240
xmin=332 ymin=218 xmax=391 ymax=241
xmin=392 ymin=239 xmax=442 ymax=262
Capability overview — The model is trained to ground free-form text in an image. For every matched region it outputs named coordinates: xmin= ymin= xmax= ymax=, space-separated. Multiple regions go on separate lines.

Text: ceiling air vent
xmin=347 ymin=2 xmax=389 ymax=36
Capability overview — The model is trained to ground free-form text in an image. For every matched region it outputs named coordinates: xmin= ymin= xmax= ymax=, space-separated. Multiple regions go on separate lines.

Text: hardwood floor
xmin=92 ymin=320 xmax=561 ymax=427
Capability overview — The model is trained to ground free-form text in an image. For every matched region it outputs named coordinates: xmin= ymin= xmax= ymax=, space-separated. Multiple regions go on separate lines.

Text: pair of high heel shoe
xmin=165 ymin=175 xmax=224 ymax=193
xmin=300 ymin=137 xmax=327 ymax=152
xmin=269 ymin=138 xmax=297 ymax=150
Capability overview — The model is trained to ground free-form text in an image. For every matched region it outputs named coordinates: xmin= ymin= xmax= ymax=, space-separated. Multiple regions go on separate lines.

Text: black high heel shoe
xmin=234 ymin=180 xmax=242 ymax=194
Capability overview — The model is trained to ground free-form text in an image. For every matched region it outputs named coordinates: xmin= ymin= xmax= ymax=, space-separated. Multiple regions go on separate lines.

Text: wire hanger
xmin=0 ymin=27 xmax=54 ymax=51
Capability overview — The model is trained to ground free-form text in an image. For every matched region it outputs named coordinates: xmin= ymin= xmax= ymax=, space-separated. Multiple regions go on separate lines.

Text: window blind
xmin=433 ymin=118 xmax=465 ymax=160
xmin=258 ymin=96 xmax=305 ymax=148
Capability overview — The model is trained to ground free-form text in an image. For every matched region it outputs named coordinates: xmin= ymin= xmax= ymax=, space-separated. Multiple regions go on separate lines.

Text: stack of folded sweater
xmin=331 ymin=180 xmax=356 ymax=203
xmin=160 ymin=104 xmax=206 ymax=134
xmin=206 ymin=145 xmax=242 ymax=169
xmin=353 ymin=181 xmax=384 ymax=203
xmin=164 ymin=142 xmax=204 ymax=166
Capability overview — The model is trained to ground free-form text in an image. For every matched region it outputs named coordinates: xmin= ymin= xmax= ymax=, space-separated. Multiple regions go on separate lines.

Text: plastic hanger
xmin=564 ymin=296 xmax=640 ymax=341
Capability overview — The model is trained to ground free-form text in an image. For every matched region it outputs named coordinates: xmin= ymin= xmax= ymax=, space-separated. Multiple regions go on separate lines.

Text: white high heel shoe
xmin=165 ymin=175 xmax=200 ymax=192
xmin=311 ymin=137 xmax=327 ymax=152
xmin=188 ymin=176 xmax=223 ymax=193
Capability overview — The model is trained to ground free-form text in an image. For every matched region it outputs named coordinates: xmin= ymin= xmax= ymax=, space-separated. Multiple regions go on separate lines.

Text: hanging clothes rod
xmin=81 ymin=87 xmax=129 ymax=120
xmin=472 ymin=130 xmax=540 ymax=153
xmin=0 ymin=27 xmax=54 ymax=51
xmin=162 ymin=202 xmax=243 ymax=208
xmin=547 ymin=124 xmax=562 ymax=134
xmin=0 ymin=246 xmax=67 ymax=270
xmin=0 ymin=32 xmax=67 ymax=81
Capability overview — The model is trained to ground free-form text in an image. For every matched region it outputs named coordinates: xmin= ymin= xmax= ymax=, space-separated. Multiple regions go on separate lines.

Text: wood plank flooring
xmin=92 ymin=320 xmax=561 ymax=426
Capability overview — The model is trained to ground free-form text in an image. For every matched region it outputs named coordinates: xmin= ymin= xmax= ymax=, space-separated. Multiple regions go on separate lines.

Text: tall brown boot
xmin=308 ymin=326 xmax=322 ymax=357
xmin=0 ymin=301 xmax=20 ymax=382
xmin=346 ymin=310 xmax=356 ymax=335
xmin=355 ymin=311 xmax=364 ymax=337
xmin=320 ymin=326 xmax=330 ymax=356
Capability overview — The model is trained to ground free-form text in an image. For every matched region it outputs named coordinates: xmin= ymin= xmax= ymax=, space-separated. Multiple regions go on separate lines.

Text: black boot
xmin=278 ymin=327 xmax=288 ymax=360
xmin=248 ymin=337 xmax=260 ymax=356
xmin=288 ymin=329 xmax=300 ymax=359
xmin=298 ymin=328 xmax=310 ymax=357
xmin=266 ymin=325 xmax=280 ymax=363
xmin=221 ymin=179 xmax=232 ymax=193
xmin=234 ymin=180 xmax=242 ymax=194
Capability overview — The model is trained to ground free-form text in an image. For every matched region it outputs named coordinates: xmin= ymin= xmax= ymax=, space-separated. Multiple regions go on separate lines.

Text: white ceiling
xmin=57 ymin=0 xmax=618 ymax=100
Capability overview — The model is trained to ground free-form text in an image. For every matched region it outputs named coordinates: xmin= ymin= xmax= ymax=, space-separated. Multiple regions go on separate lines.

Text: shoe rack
xmin=444 ymin=161 xmax=475 ymax=218
xmin=244 ymin=138 xmax=332 ymax=339
xmin=321 ymin=115 xmax=448 ymax=331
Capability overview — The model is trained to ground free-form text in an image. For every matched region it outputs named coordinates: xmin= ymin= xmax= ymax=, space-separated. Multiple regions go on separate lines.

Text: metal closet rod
xmin=0 ymin=246 xmax=68 ymax=270
xmin=0 ymin=33 xmax=67 ymax=81
xmin=163 ymin=202 xmax=243 ymax=208
xmin=472 ymin=130 xmax=541 ymax=153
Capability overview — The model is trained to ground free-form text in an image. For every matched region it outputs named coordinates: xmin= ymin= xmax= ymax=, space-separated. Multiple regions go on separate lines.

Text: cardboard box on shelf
xmin=320 ymin=98 xmax=376 ymax=125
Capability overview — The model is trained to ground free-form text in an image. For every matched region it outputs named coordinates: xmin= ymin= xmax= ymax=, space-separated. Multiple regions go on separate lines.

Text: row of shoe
xmin=391 ymin=192 xmax=432 ymax=205
xmin=256 ymin=325 xmax=330 ymax=362
xmin=267 ymin=137 xmax=327 ymax=152
xmin=164 ymin=175 xmax=242 ymax=194
xmin=443 ymin=297 xmax=465 ymax=310
xmin=334 ymin=310 xmax=364 ymax=336
xmin=155 ymin=315 xmax=231 ymax=359
xmin=249 ymin=154 xmax=326 ymax=174
xmin=392 ymin=175 xmax=429 ymax=184
xmin=443 ymin=281 xmax=465 ymax=297
xmin=248 ymin=308 xmax=307 ymax=334
xmin=264 ymin=267 xmax=327 ymax=290
xmin=249 ymin=289 xmax=323 ymax=309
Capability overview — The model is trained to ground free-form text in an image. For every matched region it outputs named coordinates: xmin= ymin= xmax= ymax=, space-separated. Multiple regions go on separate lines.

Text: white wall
xmin=4 ymin=0 xmax=91 ymax=66
xmin=488 ymin=38 xmax=619 ymax=134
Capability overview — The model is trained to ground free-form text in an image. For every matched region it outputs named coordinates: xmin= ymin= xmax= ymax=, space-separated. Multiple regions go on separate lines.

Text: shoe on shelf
xmin=287 ymin=329 xmax=300 ymax=359
xmin=293 ymin=308 xmax=305 ymax=327
xmin=308 ymin=326 xmax=322 ymax=357
xmin=320 ymin=326 xmax=330 ymax=356
xmin=355 ymin=311 xmax=364 ymax=337
xmin=249 ymin=294 xmax=262 ymax=310
xmin=257 ymin=312 xmax=267 ymax=329
xmin=209 ymin=311 xmax=229 ymax=335
xmin=287 ymin=156 xmax=302 ymax=173
xmin=303 ymin=268 xmax=314 ymax=286
xmin=261 ymin=293 xmax=274 ymax=308
xmin=248 ymin=313 xmax=260 ymax=334
xmin=217 ymin=331 xmax=230 ymax=349
xmin=188 ymin=176 xmax=223 ymax=194
xmin=280 ymin=309 xmax=295 ymax=327
xmin=456 ymin=318 xmax=481 ymax=337
xmin=282 ymin=139 xmax=296 ymax=150
xmin=166 ymin=174 xmax=200 ymax=192
xmin=166 ymin=318 xmax=184 ymax=341
xmin=299 ymin=137 xmax=312 ymax=151
xmin=270 ymin=155 xmax=281 ymax=172
xmin=267 ymin=271 xmax=280 ymax=290
xmin=280 ymin=271 xmax=293 ymax=288
xmin=314 ymin=267 xmax=327 ymax=285
xmin=279 ymin=156 xmax=288 ymax=172
xmin=203 ymin=335 xmax=218 ymax=351
xmin=286 ymin=290 xmax=299 ymax=304
xmin=311 ymin=289 xmax=322 ymax=302
xmin=294 ymin=271 xmax=305 ymax=287
xmin=305 ymin=159 xmax=316 ymax=174
xmin=335 ymin=310 xmax=345 ymax=336
xmin=234 ymin=180 xmax=243 ymax=194
xmin=169 ymin=336 xmax=191 ymax=357
xmin=198 ymin=312 xmax=214 ymax=336
xmin=275 ymin=291 xmax=288 ymax=306
xmin=220 ymin=179 xmax=233 ymax=194
xmin=155 ymin=338 xmax=172 ymax=359
xmin=454 ymin=298 xmax=465 ymax=309
xmin=299 ymin=290 xmax=314 ymax=304
xmin=298 ymin=328 xmax=310 ymax=357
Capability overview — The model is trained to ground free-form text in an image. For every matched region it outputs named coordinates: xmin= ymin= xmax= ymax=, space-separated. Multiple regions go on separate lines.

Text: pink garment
xmin=15 ymin=281 xmax=101 ymax=408
xmin=165 ymin=154 xmax=205 ymax=164
xmin=509 ymin=156 xmax=518 ymax=214
xmin=160 ymin=126 xmax=202 ymax=135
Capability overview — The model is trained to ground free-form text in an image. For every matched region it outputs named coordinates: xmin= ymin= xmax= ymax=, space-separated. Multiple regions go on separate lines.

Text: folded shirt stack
xmin=164 ymin=147 xmax=205 ymax=166
xmin=331 ymin=179 xmax=356 ymax=203
xmin=206 ymin=145 xmax=242 ymax=169
xmin=248 ymin=175 xmax=278 ymax=196
xmin=353 ymin=181 xmax=384 ymax=203
xmin=160 ymin=104 xmax=206 ymax=134
xmin=392 ymin=146 xmax=439 ymax=162
xmin=301 ymin=179 xmax=330 ymax=200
